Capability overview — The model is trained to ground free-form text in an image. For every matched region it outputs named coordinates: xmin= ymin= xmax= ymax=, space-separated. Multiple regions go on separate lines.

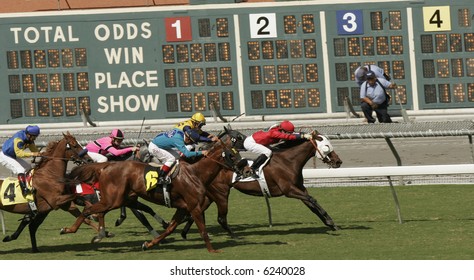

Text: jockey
xmin=148 ymin=128 xmax=209 ymax=185
xmin=243 ymin=120 xmax=311 ymax=179
xmin=0 ymin=125 xmax=42 ymax=196
xmin=174 ymin=112 xmax=218 ymax=143
xmin=85 ymin=129 xmax=138 ymax=163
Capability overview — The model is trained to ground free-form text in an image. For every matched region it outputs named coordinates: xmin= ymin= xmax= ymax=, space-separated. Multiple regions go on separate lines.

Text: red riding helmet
xmin=110 ymin=129 xmax=124 ymax=139
xmin=280 ymin=120 xmax=295 ymax=133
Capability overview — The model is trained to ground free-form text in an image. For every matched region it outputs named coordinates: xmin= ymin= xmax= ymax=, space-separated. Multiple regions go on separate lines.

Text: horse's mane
xmin=271 ymin=138 xmax=307 ymax=152
xmin=33 ymin=140 xmax=60 ymax=169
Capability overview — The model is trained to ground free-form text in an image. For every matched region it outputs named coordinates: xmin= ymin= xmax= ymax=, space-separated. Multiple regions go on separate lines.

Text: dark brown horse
xmin=0 ymin=132 xmax=95 ymax=252
xmin=60 ymin=137 xmax=247 ymax=252
xmin=181 ymin=128 xmax=343 ymax=238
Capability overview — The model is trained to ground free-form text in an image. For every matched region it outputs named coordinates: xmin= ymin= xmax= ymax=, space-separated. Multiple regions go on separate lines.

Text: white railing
xmin=303 ymin=164 xmax=474 ymax=178
xmin=302 ymin=164 xmax=474 ymax=224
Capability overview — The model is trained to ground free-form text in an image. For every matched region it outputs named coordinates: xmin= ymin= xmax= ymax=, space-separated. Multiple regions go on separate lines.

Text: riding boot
xmin=250 ymin=154 xmax=268 ymax=179
xmin=158 ymin=165 xmax=171 ymax=185
xmin=18 ymin=173 xmax=30 ymax=196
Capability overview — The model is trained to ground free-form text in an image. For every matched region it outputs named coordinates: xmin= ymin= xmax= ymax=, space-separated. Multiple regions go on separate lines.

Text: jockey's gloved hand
xmin=301 ymin=133 xmax=312 ymax=140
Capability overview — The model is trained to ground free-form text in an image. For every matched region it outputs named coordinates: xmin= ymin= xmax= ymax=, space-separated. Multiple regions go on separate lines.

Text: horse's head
xmin=311 ymin=131 xmax=342 ymax=168
xmin=218 ymin=125 xmax=247 ymax=150
xmin=62 ymin=131 xmax=93 ymax=165
xmin=206 ymin=134 xmax=249 ymax=176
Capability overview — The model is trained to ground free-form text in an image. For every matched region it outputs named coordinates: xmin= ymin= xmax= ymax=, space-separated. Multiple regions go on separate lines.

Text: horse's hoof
xmin=32 ymin=248 xmax=40 ymax=253
xmin=105 ymin=231 xmax=115 ymax=238
xmin=330 ymin=225 xmax=341 ymax=231
xmin=142 ymin=242 xmax=149 ymax=251
xmin=161 ymin=221 xmax=169 ymax=229
xmin=60 ymin=228 xmax=67 ymax=235
xmin=209 ymin=249 xmax=222 ymax=253
xmin=115 ymin=218 xmax=124 ymax=227
xmin=181 ymin=232 xmax=187 ymax=240
xmin=91 ymin=236 xmax=103 ymax=243
xmin=3 ymin=236 xmax=12 ymax=242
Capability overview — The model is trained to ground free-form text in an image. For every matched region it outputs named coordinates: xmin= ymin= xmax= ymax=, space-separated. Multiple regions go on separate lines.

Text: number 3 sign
xmin=249 ymin=13 xmax=277 ymax=38
xmin=165 ymin=16 xmax=192 ymax=42
xmin=336 ymin=10 xmax=364 ymax=35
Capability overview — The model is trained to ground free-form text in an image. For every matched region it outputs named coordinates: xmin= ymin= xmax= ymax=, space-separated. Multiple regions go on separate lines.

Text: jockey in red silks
xmin=243 ymin=120 xmax=311 ymax=179
xmin=85 ymin=129 xmax=138 ymax=163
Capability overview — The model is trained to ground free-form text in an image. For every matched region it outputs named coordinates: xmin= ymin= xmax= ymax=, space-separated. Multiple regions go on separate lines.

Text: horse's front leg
xmin=91 ymin=213 xmax=108 ymax=243
xmin=60 ymin=213 xmax=87 ymax=234
xmin=142 ymin=208 xmax=188 ymax=250
xmin=115 ymin=206 xmax=127 ymax=227
xmin=27 ymin=212 xmax=49 ymax=253
xmin=3 ymin=214 xmax=31 ymax=243
xmin=191 ymin=208 xmax=219 ymax=253
xmin=302 ymin=193 xmax=340 ymax=231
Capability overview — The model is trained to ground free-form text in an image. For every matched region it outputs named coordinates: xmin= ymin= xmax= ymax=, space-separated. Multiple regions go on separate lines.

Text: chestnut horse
xmin=0 ymin=132 xmax=95 ymax=252
xmin=60 ymin=137 xmax=247 ymax=252
xmin=181 ymin=128 xmax=343 ymax=239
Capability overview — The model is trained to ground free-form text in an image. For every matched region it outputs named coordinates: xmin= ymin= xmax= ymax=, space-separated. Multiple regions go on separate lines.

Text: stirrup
xmin=158 ymin=177 xmax=171 ymax=185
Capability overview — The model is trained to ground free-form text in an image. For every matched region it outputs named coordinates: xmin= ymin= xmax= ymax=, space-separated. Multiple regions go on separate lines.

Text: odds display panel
xmin=240 ymin=11 xmax=326 ymax=115
xmin=326 ymin=5 xmax=410 ymax=112
xmin=412 ymin=1 xmax=474 ymax=109
xmin=0 ymin=11 xmax=240 ymax=123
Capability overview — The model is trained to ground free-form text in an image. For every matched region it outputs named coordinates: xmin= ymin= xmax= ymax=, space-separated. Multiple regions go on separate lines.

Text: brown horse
xmin=60 ymin=137 xmax=247 ymax=252
xmin=0 ymin=132 xmax=95 ymax=252
xmin=181 ymin=128 xmax=343 ymax=239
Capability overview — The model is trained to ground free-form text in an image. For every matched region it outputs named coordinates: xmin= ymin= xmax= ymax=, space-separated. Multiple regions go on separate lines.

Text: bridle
xmin=308 ymin=132 xmax=333 ymax=167
xmin=37 ymin=136 xmax=89 ymax=166
xmin=204 ymin=136 xmax=247 ymax=173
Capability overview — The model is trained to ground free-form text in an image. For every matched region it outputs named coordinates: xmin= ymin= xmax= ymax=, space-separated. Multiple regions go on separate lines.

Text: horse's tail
xmin=67 ymin=162 xmax=110 ymax=184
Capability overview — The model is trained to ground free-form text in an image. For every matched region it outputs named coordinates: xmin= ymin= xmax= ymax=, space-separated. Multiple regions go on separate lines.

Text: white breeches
xmin=87 ymin=152 xmax=108 ymax=163
xmin=243 ymin=136 xmax=272 ymax=157
xmin=0 ymin=151 xmax=31 ymax=175
xmin=148 ymin=142 xmax=175 ymax=167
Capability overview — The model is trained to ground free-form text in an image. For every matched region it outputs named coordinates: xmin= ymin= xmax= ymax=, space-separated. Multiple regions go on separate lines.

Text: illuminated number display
xmin=5 ymin=47 xmax=90 ymax=118
xmin=330 ymin=9 xmax=408 ymax=110
xmin=418 ymin=5 xmax=473 ymax=109
xmin=244 ymin=12 xmax=323 ymax=113
xmin=162 ymin=16 xmax=236 ymax=115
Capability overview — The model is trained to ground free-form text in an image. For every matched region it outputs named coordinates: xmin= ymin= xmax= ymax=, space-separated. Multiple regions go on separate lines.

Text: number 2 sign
xmin=249 ymin=13 xmax=277 ymax=38
xmin=165 ymin=16 xmax=192 ymax=42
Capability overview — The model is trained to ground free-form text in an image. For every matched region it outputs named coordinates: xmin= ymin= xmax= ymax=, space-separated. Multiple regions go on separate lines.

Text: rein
xmin=309 ymin=134 xmax=332 ymax=167
xmin=203 ymin=139 xmax=240 ymax=171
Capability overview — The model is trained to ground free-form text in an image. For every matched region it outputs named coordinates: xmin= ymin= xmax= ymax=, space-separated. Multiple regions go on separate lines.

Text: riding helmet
xmin=25 ymin=125 xmax=40 ymax=136
xmin=191 ymin=112 xmax=206 ymax=126
xmin=280 ymin=120 xmax=295 ymax=133
xmin=110 ymin=129 xmax=124 ymax=139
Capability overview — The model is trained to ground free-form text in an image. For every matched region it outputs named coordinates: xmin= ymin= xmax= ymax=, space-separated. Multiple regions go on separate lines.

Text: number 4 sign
xmin=165 ymin=16 xmax=192 ymax=42
xmin=423 ymin=6 xmax=451 ymax=31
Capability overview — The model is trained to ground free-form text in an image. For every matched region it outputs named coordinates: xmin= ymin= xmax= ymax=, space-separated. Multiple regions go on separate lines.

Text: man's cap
xmin=366 ymin=70 xmax=376 ymax=79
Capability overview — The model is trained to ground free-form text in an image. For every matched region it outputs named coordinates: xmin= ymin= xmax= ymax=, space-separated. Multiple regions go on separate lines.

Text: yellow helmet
xmin=191 ymin=112 xmax=206 ymax=127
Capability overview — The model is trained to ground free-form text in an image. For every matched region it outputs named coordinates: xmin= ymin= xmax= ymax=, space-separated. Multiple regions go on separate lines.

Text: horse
xmin=59 ymin=136 xmax=248 ymax=252
xmin=0 ymin=132 xmax=95 ymax=252
xmin=181 ymin=128 xmax=343 ymax=239
xmin=89 ymin=145 xmax=170 ymax=237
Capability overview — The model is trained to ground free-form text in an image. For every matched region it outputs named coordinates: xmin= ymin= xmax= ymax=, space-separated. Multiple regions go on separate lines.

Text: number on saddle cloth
xmin=144 ymin=165 xmax=161 ymax=191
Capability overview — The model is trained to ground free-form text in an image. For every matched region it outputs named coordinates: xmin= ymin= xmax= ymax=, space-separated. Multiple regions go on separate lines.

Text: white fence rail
xmin=303 ymin=164 xmax=474 ymax=178
xmin=302 ymin=164 xmax=474 ymax=224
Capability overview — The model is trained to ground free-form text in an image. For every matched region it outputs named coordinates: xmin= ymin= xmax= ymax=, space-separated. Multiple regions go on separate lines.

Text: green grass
xmin=1 ymin=184 xmax=473 ymax=260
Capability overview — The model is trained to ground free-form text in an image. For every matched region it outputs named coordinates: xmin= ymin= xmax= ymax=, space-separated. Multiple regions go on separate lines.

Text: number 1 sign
xmin=165 ymin=16 xmax=192 ymax=42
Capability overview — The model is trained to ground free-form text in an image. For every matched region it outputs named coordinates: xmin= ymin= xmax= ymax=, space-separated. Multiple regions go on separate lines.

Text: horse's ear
xmin=312 ymin=130 xmax=323 ymax=141
xmin=224 ymin=126 xmax=229 ymax=133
